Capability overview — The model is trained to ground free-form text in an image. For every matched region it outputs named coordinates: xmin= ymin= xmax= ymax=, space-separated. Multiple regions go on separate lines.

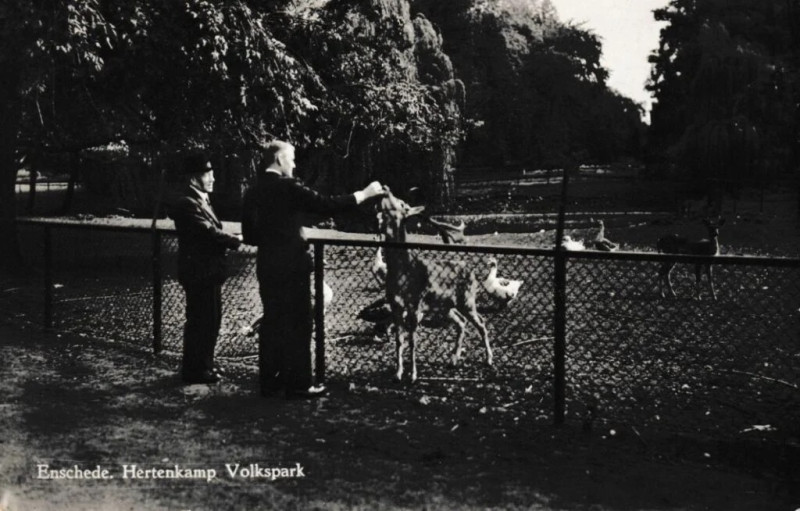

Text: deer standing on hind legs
xmin=657 ymin=217 xmax=726 ymax=300
xmin=378 ymin=189 xmax=491 ymax=383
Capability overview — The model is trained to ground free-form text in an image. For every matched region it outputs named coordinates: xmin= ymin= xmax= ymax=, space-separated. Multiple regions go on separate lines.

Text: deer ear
xmin=408 ymin=206 xmax=426 ymax=217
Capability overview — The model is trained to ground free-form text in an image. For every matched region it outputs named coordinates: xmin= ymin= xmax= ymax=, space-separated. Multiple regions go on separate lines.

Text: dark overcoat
xmin=171 ymin=186 xmax=241 ymax=287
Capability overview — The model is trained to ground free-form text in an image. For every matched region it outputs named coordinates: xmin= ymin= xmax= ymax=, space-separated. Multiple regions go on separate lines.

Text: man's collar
xmin=189 ymin=184 xmax=210 ymax=203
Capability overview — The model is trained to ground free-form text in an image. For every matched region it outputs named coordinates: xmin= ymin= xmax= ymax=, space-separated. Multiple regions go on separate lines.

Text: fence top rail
xmin=16 ymin=216 xmax=237 ymax=235
xmin=564 ymin=248 xmax=800 ymax=267
xmin=311 ymin=236 xmax=556 ymax=257
xmin=310 ymin=236 xmax=800 ymax=268
xmin=16 ymin=217 xmax=799 ymax=268
xmin=17 ymin=216 xmax=175 ymax=233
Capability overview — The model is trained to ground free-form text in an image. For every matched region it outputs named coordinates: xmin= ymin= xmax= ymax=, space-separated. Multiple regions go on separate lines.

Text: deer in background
xmin=379 ymin=189 xmax=490 ymax=382
xmin=657 ymin=217 xmax=726 ymax=300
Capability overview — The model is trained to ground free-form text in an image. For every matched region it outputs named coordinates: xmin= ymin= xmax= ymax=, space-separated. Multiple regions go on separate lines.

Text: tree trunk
xmin=60 ymin=153 xmax=79 ymax=214
xmin=0 ymin=61 xmax=24 ymax=272
xmin=26 ymin=169 xmax=36 ymax=214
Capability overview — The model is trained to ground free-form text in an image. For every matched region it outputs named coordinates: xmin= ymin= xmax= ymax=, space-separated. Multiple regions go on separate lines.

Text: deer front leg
xmin=707 ymin=265 xmax=717 ymax=300
xmin=693 ymin=263 xmax=715 ymax=300
xmin=465 ymin=309 xmax=492 ymax=366
xmin=395 ymin=325 xmax=406 ymax=381
xmin=693 ymin=264 xmax=703 ymax=300
xmin=658 ymin=263 xmax=676 ymax=298
xmin=447 ymin=309 xmax=468 ymax=366
xmin=405 ymin=309 xmax=421 ymax=383
xmin=666 ymin=263 xmax=678 ymax=298
xmin=409 ymin=330 xmax=418 ymax=383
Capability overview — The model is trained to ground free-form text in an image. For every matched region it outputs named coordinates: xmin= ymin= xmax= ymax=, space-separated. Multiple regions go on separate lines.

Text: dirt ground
xmin=0 ymin=320 xmax=797 ymax=511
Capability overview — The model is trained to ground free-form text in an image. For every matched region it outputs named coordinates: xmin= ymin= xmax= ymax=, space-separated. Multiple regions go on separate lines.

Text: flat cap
xmin=181 ymin=154 xmax=212 ymax=175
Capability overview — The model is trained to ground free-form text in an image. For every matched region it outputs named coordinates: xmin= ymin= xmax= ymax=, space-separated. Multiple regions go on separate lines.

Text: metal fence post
xmin=152 ymin=230 xmax=162 ymax=354
xmin=313 ymin=241 xmax=326 ymax=384
xmin=553 ymin=250 xmax=567 ymax=425
xmin=552 ymin=167 xmax=571 ymax=426
xmin=43 ymin=225 xmax=52 ymax=329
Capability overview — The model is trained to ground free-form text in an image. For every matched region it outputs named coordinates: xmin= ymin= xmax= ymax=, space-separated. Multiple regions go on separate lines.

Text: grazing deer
xmin=379 ymin=189 xmax=490 ymax=382
xmin=657 ymin=217 xmax=726 ymax=300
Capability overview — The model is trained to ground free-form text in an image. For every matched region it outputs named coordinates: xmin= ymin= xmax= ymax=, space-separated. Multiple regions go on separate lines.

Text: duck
xmin=593 ymin=219 xmax=619 ymax=251
xmin=482 ymin=257 xmax=523 ymax=305
xmin=357 ymin=297 xmax=392 ymax=324
xmin=356 ymin=297 xmax=393 ymax=342
xmin=371 ymin=247 xmax=387 ymax=285
xmin=561 ymin=235 xmax=586 ymax=251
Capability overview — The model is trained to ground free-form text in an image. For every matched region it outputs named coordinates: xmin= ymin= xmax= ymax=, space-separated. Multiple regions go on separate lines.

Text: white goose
xmin=561 ymin=235 xmax=586 ymax=251
xmin=482 ymin=257 xmax=523 ymax=305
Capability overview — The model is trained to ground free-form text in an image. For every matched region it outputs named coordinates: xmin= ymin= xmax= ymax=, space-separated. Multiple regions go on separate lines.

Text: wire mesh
xmin=12 ymin=225 xmax=154 ymax=345
xmin=0 ymin=223 xmax=47 ymax=326
xmin=325 ymin=243 xmax=552 ymax=379
xmin=158 ymin=234 xmax=262 ymax=357
xmin=317 ymin=244 xmax=554 ymax=408
xmin=564 ymin=256 xmax=800 ymax=437
xmin=2 ymin=220 xmax=798 ymax=437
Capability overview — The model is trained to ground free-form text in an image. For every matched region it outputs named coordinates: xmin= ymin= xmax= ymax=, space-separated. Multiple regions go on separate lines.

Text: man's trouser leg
xmin=259 ymin=268 xmax=313 ymax=393
xmin=283 ymin=269 xmax=313 ymax=392
xmin=182 ymin=283 xmax=220 ymax=377
xmin=259 ymin=280 xmax=286 ymax=393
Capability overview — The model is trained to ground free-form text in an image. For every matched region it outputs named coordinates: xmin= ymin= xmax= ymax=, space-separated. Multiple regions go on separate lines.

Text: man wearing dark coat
xmin=242 ymin=140 xmax=384 ymax=399
xmin=170 ymin=154 xmax=242 ymax=384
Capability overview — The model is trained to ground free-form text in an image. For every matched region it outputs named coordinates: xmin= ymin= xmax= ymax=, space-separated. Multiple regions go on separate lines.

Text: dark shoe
xmin=285 ymin=384 xmax=328 ymax=400
xmin=182 ymin=370 xmax=221 ymax=385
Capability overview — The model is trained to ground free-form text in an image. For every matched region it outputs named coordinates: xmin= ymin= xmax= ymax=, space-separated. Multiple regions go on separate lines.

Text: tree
xmin=0 ymin=1 xmax=115 ymax=269
xmin=1 ymin=0 xmax=466 ymax=268
xmin=413 ymin=0 xmax=645 ymax=170
xmin=647 ymin=0 xmax=798 ymax=199
xmin=275 ymin=0 xmax=464 ymax=207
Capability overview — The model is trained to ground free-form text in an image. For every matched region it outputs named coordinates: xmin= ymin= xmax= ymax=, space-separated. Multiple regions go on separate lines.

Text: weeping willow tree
xmin=648 ymin=0 xmax=798 ymax=203
xmin=277 ymin=0 xmax=465 ymax=209
xmin=668 ymin=22 xmax=765 ymax=202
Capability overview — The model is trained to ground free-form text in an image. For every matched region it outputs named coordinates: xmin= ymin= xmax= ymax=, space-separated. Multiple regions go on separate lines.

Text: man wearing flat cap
xmin=170 ymin=154 xmax=242 ymax=384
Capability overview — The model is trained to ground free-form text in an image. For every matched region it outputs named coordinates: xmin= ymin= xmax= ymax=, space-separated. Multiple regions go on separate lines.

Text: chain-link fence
xmin=314 ymin=239 xmax=800 ymax=435
xmin=7 ymin=220 xmax=263 ymax=356
xmin=3 ymin=218 xmax=798 ymax=437
xmin=562 ymin=252 xmax=800 ymax=436
xmin=313 ymin=241 xmax=557 ymax=417
xmin=158 ymin=233 xmax=263 ymax=357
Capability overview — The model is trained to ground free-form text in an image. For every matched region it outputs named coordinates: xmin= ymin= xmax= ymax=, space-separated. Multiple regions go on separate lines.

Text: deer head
xmin=703 ymin=217 xmax=726 ymax=238
xmin=378 ymin=188 xmax=425 ymax=243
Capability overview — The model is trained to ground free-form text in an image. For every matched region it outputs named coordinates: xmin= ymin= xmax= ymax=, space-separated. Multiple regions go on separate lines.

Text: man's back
xmin=243 ymin=172 xmax=356 ymax=274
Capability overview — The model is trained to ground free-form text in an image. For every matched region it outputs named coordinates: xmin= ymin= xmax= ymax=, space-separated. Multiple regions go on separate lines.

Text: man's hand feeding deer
xmin=657 ymin=217 xmax=726 ymax=300
xmin=378 ymin=189 xmax=491 ymax=382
